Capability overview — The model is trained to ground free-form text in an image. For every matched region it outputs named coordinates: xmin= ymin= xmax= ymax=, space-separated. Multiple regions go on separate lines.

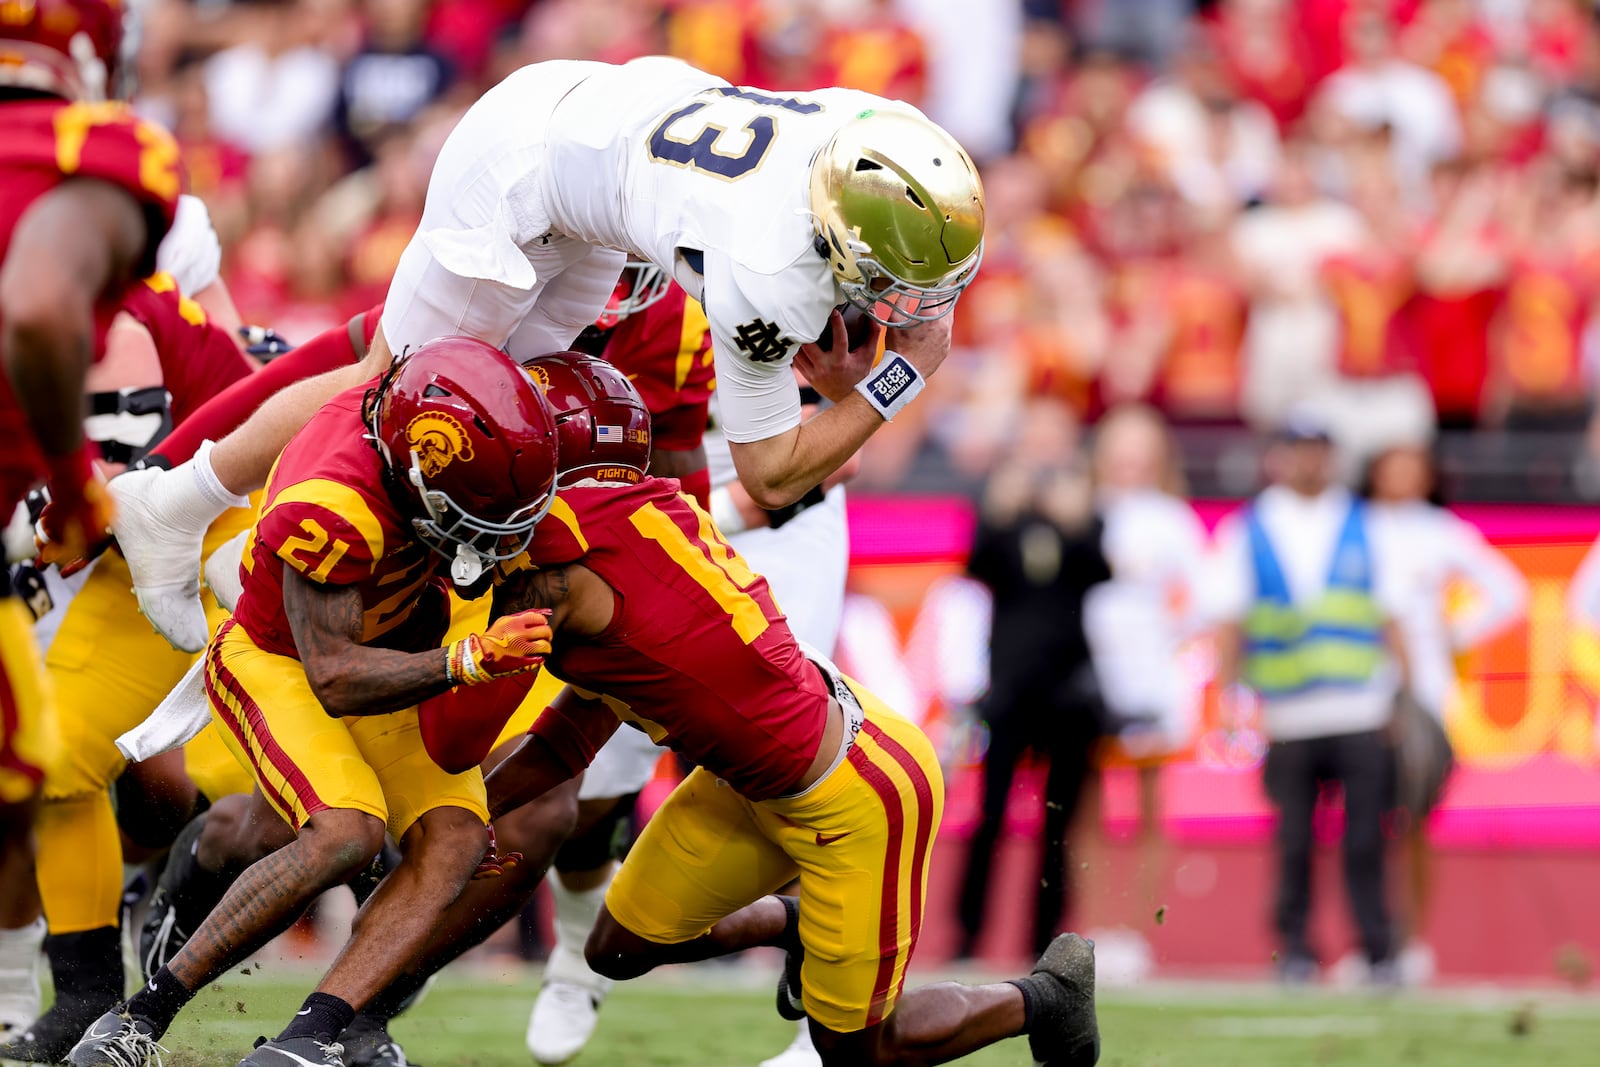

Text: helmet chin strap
xmin=452 ymin=543 xmax=486 ymax=587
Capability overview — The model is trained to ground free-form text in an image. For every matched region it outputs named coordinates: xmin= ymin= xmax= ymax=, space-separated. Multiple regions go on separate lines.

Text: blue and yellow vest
xmin=1242 ymin=499 xmax=1384 ymax=699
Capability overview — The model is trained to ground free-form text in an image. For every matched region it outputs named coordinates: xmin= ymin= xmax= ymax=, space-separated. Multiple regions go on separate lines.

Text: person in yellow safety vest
xmin=1206 ymin=415 xmax=1411 ymax=987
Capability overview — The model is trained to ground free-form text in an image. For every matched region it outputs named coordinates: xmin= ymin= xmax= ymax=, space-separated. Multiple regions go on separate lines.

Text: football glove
xmin=239 ymin=325 xmax=294 ymax=360
xmin=36 ymin=449 xmax=114 ymax=572
xmin=472 ymin=823 xmax=523 ymax=880
xmin=446 ymin=608 xmax=553 ymax=686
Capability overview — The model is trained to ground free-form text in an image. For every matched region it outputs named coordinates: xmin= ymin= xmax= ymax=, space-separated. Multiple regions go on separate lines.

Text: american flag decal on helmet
xmin=595 ymin=425 xmax=625 ymax=444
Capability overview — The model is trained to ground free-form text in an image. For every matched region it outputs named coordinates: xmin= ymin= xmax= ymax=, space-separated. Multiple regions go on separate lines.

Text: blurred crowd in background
xmin=116 ymin=0 xmax=1600 ymax=979
xmin=124 ymin=0 xmax=1600 ymax=501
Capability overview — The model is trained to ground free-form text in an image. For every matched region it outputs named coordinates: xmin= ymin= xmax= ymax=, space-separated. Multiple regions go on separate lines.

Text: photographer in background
xmin=956 ymin=399 xmax=1112 ymax=960
xmin=1208 ymin=415 xmax=1409 ymax=985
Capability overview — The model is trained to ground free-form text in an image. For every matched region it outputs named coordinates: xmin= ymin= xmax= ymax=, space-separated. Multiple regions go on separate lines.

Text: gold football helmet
xmin=810 ymin=109 xmax=985 ymax=328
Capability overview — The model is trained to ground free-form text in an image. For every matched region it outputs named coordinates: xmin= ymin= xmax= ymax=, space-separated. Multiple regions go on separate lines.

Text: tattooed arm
xmin=284 ymin=569 xmax=453 ymax=717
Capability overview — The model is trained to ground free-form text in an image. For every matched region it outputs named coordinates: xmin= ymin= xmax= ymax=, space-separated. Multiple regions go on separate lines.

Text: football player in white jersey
xmin=108 ymin=55 xmax=985 ymax=654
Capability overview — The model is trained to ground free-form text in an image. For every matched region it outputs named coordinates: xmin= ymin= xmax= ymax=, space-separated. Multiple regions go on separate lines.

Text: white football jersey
xmin=541 ymin=58 xmax=916 ymax=441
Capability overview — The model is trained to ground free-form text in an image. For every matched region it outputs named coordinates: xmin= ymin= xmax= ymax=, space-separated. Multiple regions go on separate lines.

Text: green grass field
xmin=148 ymin=965 xmax=1600 ymax=1067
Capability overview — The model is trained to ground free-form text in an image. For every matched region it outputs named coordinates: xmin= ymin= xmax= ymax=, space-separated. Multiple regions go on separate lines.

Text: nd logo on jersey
xmin=406 ymin=412 xmax=475 ymax=477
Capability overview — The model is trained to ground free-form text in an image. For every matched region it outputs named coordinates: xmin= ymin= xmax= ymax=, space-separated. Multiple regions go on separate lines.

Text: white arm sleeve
xmin=1443 ymin=514 xmax=1528 ymax=650
xmin=155 ymin=195 xmax=223 ymax=296
xmin=704 ymin=263 xmax=804 ymax=444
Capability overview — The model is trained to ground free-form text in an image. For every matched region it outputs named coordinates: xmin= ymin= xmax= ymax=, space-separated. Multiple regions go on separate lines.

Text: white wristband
xmin=709 ymin=485 xmax=748 ymax=535
xmin=854 ymin=352 xmax=924 ymax=421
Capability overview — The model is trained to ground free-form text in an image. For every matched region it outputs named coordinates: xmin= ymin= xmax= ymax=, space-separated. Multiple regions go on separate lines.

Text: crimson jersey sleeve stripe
xmin=848 ymin=742 xmax=906 ymax=1027
xmin=204 ymin=621 xmax=328 ymax=828
xmin=863 ymin=719 xmax=937 ymax=992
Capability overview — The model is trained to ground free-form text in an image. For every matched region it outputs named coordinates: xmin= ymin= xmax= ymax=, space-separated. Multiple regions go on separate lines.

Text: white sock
xmin=0 ymin=917 xmax=44 ymax=1014
xmin=0 ymin=917 xmax=44 ymax=949
xmin=189 ymin=441 xmax=251 ymax=514
xmin=546 ymin=869 xmax=614 ymax=999
xmin=790 ymin=1020 xmax=814 ymax=1050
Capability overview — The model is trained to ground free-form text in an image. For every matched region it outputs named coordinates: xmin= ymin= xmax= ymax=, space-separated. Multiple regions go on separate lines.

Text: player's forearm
xmin=729 ymin=394 xmax=881 ymax=509
xmin=3 ymin=182 xmax=151 ymax=457
xmin=1 ymin=307 xmax=92 ymax=457
xmin=303 ymin=643 xmax=456 ymax=718
xmin=485 ymin=735 xmax=579 ymax=819
xmin=286 ymin=570 xmax=455 ymax=716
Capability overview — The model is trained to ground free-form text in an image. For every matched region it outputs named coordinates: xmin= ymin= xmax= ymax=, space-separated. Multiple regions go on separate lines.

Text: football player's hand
xmin=447 ymin=608 xmax=553 ymax=686
xmin=891 ymin=312 xmax=954 ymax=380
xmin=796 ymin=307 xmax=885 ymax=403
xmin=472 ymin=823 xmax=523 ymax=880
xmin=36 ymin=451 xmax=115 ymax=572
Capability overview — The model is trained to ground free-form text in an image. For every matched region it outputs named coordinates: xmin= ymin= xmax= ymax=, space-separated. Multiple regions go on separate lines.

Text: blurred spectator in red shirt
xmin=1413 ymin=157 xmax=1509 ymax=426
xmin=1206 ymin=0 xmax=1319 ymax=130
xmin=1488 ymin=162 xmax=1600 ymax=429
xmin=1143 ymin=209 xmax=1249 ymax=423
xmin=812 ymin=0 xmax=927 ymax=103
xmin=1399 ymin=0 xmax=1498 ymax=107
xmin=663 ymin=0 xmax=767 ymax=84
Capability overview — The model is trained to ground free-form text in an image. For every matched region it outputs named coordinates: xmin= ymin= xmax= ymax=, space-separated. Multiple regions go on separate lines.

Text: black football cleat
xmin=1025 ymin=933 xmax=1099 ymax=1067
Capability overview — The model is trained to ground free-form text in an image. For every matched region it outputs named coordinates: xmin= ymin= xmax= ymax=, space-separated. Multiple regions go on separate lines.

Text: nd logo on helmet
xmin=405 ymin=412 xmax=475 ymax=478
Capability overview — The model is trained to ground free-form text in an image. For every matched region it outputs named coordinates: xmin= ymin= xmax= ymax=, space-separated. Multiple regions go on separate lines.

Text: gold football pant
xmin=605 ymin=679 xmax=944 ymax=1033
xmin=205 ymin=620 xmax=487 ymax=839
xmin=36 ymin=508 xmax=253 ymax=935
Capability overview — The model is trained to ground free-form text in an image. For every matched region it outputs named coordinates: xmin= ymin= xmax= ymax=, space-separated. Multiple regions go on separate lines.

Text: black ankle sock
xmin=125 ymin=966 xmax=194 ymax=1034
xmin=359 ymin=970 xmax=427 ymax=1024
xmin=278 ymin=992 xmax=355 ymax=1043
xmin=776 ymin=895 xmax=800 ymax=954
xmin=44 ymin=927 xmax=124 ymax=1011
xmin=1007 ymin=977 xmax=1037 ymax=1032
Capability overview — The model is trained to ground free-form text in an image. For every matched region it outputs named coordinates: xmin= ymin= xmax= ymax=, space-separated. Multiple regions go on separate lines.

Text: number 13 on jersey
xmin=647 ymin=87 xmax=820 ymax=182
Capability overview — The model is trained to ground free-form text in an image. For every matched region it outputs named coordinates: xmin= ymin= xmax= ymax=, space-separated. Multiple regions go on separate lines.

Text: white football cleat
xmin=203 ymin=529 xmax=250 ymax=613
xmin=0 ymin=918 xmax=44 ymax=1040
xmin=110 ymin=463 xmax=225 ymax=653
xmin=757 ymin=1021 xmax=822 ymax=1067
xmin=525 ymin=981 xmax=599 ymax=1066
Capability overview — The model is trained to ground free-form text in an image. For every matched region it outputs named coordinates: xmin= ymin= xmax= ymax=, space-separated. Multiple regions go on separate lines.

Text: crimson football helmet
xmin=367 ymin=336 xmax=560 ymax=585
xmin=592 ymin=258 xmax=672 ymax=331
xmin=0 ymin=0 xmax=124 ymax=101
xmin=523 ymin=351 xmax=651 ymax=488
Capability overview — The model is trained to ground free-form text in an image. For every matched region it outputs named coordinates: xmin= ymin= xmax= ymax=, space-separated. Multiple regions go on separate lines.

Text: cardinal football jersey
xmin=516 ymin=479 xmax=830 ymax=800
xmin=121 ymin=273 xmax=254 ymax=423
xmin=232 ymin=386 xmax=441 ymax=659
xmin=0 ymin=99 xmax=180 ymax=515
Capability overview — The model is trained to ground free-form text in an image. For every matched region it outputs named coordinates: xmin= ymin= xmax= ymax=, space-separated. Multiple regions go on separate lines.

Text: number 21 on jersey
xmin=647 ymin=87 xmax=820 ymax=181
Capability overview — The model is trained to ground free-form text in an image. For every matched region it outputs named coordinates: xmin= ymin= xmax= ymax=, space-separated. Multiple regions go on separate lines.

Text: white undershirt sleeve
xmin=155 ymin=194 xmax=223 ymax=296
xmin=1442 ymin=513 xmax=1528 ymax=650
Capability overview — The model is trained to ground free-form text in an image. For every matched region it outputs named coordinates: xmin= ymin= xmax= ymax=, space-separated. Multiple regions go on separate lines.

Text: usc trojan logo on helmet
xmin=405 ymin=412 xmax=475 ymax=478
xmin=526 ymin=365 xmax=551 ymax=391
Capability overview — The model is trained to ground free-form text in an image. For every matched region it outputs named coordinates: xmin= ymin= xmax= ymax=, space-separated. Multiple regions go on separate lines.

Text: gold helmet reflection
xmin=810 ymin=109 xmax=985 ymax=328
